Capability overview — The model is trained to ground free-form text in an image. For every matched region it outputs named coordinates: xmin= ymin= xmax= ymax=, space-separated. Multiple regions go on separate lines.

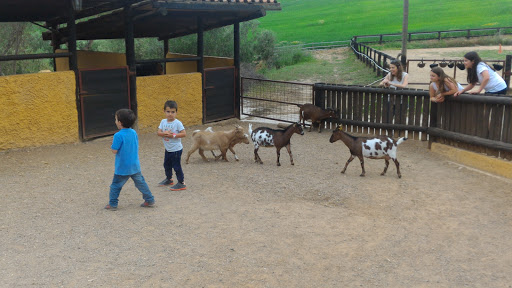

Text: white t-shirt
xmin=432 ymin=81 xmax=463 ymax=93
xmin=388 ymin=72 xmax=408 ymax=89
xmin=476 ymin=62 xmax=507 ymax=93
xmin=159 ymin=119 xmax=185 ymax=152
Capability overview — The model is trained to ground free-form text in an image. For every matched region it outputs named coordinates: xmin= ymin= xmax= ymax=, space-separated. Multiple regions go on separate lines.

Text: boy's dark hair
xmin=164 ymin=100 xmax=178 ymax=111
xmin=115 ymin=109 xmax=136 ymax=128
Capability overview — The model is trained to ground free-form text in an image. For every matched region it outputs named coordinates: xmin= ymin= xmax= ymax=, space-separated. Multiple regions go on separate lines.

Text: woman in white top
xmin=429 ymin=67 xmax=464 ymax=103
xmin=454 ymin=51 xmax=508 ymax=96
xmin=379 ymin=59 xmax=409 ymax=89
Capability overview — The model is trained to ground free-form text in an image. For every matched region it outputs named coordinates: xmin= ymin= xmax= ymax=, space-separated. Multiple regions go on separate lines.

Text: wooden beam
xmin=124 ymin=3 xmax=137 ymax=115
xmin=428 ymin=127 xmax=512 ymax=152
xmin=197 ymin=16 xmax=205 ymax=124
xmin=234 ymin=22 xmax=241 ymax=118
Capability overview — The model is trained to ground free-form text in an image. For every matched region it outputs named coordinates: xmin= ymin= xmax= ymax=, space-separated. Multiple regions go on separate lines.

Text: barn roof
xmin=0 ymin=0 xmax=280 ymax=41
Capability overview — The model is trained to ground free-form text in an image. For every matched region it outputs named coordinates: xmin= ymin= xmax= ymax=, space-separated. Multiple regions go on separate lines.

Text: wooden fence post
xmin=377 ymin=52 xmax=382 ymax=77
xmin=428 ymin=102 xmax=438 ymax=149
xmin=505 ymin=55 xmax=511 ymax=89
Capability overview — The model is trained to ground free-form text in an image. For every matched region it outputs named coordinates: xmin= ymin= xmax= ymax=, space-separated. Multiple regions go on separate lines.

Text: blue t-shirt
xmin=111 ymin=128 xmax=141 ymax=175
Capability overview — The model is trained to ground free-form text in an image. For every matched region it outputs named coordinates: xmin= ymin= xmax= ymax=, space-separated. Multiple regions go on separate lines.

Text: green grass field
xmin=259 ymin=0 xmax=512 ymax=43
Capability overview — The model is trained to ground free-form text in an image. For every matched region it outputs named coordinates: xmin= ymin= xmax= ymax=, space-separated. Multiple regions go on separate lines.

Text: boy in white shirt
xmin=157 ymin=100 xmax=187 ymax=191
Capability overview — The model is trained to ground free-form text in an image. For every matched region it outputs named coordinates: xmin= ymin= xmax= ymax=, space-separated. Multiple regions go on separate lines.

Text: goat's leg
xmin=228 ymin=146 xmax=239 ymax=161
xmin=393 ymin=158 xmax=401 ymax=178
xmin=198 ymin=149 xmax=209 ymax=162
xmin=318 ymin=120 xmax=322 ymax=133
xmin=358 ymin=155 xmax=366 ymax=177
xmin=220 ymin=148 xmax=229 ymax=162
xmin=211 ymin=151 xmax=222 ymax=160
xmin=341 ymin=155 xmax=355 ymax=174
xmin=285 ymin=143 xmax=294 ymax=165
xmin=276 ymin=146 xmax=282 ymax=166
xmin=381 ymin=159 xmax=390 ymax=176
xmin=185 ymin=144 xmax=199 ymax=164
xmin=254 ymin=147 xmax=263 ymax=164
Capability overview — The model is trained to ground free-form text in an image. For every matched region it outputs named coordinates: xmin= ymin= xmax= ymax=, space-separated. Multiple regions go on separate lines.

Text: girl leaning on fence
xmin=429 ymin=67 xmax=464 ymax=103
xmin=379 ymin=59 xmax=409 ymax=89
xmin=454 ymin=51 xmax=508 ymax=96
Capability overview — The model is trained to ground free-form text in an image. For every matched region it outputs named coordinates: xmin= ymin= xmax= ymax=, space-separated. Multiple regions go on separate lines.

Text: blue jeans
xmin=109 ymin=172 xmax=154 ymax=207
xmin=487 ymin=87 xmax=508 ymax=95
xmin=164 ymin=149 xmax=184 ymax=183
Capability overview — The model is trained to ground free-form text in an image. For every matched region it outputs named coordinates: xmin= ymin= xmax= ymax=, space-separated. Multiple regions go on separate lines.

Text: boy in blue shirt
xmin=105 ymin=109 xmax=155 ymax=210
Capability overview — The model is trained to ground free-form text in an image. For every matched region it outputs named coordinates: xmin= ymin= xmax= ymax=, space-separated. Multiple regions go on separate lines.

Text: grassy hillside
xmin=259 ymin=0 xmax=512 ymax=43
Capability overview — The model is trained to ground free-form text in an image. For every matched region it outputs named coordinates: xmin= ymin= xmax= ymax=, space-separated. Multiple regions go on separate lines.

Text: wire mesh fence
xmin=241 ymin=78 xmax=314 ymax=123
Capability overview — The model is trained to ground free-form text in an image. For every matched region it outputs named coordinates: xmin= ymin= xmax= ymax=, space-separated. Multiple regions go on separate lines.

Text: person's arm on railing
xmin=454 ymin=83 xmax=475 ymax=97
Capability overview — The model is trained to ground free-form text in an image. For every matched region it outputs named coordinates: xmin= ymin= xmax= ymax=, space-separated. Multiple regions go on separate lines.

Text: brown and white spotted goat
xmin=248 ymin=122 xmax=304 ymax=166
xmin=329 ymin=125 xmax=407 ymax=178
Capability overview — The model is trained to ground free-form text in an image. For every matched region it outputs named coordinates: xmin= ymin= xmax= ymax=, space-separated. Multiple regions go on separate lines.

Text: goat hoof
xmin=380 ymin=173 xmax=385 ymax=176
xmin=359 ymin=174 xmax=365 ymax=177
xmin=398 ymin=175 xmax=402 ymax=178
xmin=277 ymin=163 xmax=281 ymax=166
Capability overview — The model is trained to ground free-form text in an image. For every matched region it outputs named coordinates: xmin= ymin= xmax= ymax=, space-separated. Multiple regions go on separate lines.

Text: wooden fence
xmin=353 ymin=27 xmax=512 ymax=44
xmin=313 ymin=83 xmax=512 ymax=160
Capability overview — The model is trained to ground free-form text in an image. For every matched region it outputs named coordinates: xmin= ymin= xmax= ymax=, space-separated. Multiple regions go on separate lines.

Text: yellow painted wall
xmin=165 ymin=53 xmax=234 ymax=74
xmin=55 ymin=49 xmax=126 ymax=71
xmin=0 ymin=71 xmax=78 ymax=150
xmin=137 ymin=73 xmax=203 ymax=131
xmin=431 ymin=143 xmax=512 ymax=179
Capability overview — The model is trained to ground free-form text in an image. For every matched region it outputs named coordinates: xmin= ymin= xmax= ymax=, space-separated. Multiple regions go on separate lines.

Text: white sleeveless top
xmin=432 ymin=81 xmax=463 ymax=93
xmin=388 ymin=72 xmax=408 ymax=89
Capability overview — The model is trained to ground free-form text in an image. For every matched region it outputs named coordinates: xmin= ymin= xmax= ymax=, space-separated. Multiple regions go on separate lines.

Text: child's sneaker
xmin=104 ymin=204 xmax=117 ymax=211
xmin=169 ymin=182 xmax=187 ymax=191
xmin=140 ymin=201 xmax=155 ymax=208
xmin=158 ymin=178 xmax=174 ymax=186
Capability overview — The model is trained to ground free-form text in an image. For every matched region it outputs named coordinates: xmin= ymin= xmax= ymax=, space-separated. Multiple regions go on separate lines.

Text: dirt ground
xmin=1 ymin=117 xmax=512 ymax=287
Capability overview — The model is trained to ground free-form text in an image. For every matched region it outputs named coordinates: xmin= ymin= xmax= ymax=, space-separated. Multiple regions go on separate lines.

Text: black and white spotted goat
xmin=248 ymin=122 xmax=304 ymax=166
xmin=329 ymin=125 xmax=407 ymax=178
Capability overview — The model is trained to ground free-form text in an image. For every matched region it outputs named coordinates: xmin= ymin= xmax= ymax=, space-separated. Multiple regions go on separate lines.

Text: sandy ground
xmin=1 ymin=118 xmax=512 ymax=287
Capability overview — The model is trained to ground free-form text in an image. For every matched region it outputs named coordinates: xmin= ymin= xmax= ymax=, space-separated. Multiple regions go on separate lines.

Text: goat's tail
xmin=397 ymin=137 xmax=408 ymax=146
xmin=192 ymin=129 xmax=201 ymax=136
xmin=248 ymin=123 xmax=253 ymax=136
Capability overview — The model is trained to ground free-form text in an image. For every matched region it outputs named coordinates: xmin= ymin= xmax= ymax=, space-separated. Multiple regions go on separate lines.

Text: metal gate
xmin=241 ymin=77 xmax=314 ymax=123
xmin=79 ymin=67 xmax=130 ymax=139
xmin=204 ymin=67 xmax=236 ymax=123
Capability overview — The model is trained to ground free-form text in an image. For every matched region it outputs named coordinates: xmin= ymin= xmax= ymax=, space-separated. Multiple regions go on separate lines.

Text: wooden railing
xmin=353 ymin=27 xmax=512 ymax=44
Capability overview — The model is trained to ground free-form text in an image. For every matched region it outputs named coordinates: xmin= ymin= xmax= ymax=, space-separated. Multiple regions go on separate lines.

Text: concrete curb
xmin=431 ymin=142 xmax=512 ymax=179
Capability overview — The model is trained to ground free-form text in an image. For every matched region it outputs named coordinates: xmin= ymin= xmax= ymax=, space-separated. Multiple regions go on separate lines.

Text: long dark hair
xmin=464 ymin=51 xmax=483 ymax=85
